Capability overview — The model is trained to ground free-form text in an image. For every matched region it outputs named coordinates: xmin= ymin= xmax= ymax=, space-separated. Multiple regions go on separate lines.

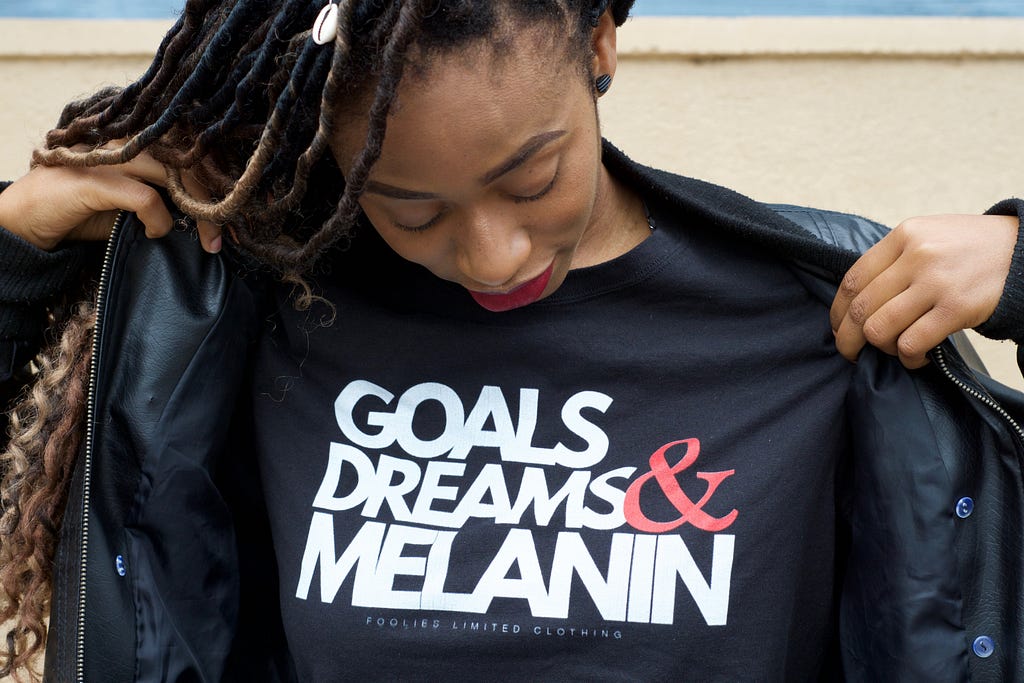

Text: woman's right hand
xmin=0 ymin=149 xmax=223 ymax=253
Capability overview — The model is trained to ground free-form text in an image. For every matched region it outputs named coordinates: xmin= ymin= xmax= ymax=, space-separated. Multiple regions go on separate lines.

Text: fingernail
xmin=209 ymin=235 xmax=222 ymax=254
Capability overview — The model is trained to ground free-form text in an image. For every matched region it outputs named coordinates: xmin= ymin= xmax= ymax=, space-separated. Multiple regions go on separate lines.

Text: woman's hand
xmin=830 ymin=214 xmax=1019 ymax=368
xmin=0 ymin=148 xmax=223 ymax=253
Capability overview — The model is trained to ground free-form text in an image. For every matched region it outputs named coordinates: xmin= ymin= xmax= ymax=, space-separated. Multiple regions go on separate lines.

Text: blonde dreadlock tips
xmin=313 ymin=1 xmax=340 ymax=45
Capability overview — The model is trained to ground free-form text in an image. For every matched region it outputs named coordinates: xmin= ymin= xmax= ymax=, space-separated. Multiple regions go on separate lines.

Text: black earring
xmin=595 ymin=74 xmax=612 ymax=95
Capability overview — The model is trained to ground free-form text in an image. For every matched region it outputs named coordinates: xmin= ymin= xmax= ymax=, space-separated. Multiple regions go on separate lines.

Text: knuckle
xmin=848 ymin=297 xmax=870 ymax=325
xmin=897 ymin=334 xmax=921 ymax=360
xmin=839 ymin=271 xmax=861 ymax=298
xmin=895 ymin=217 xmax=924 ymax=238
xmin=912 ymin=239 xmax=943 ymax=262
xmin=862 ymin=320 xmax=888 ymax=348
xmin=134 ymin=185 xmax=163 ymax=211
xmin=930 ymin=300 xmax=956 ymax=324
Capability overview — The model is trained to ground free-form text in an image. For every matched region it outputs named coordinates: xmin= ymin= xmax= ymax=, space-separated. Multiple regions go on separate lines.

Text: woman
xmin=0 ymin=0 xmax=1022 ymax=680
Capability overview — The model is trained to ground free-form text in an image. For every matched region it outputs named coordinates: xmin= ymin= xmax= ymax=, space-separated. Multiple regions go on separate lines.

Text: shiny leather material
xmin=45 ymin=218 xmax=262 ymax=682
xmin=936 ymin=348 xmax=1024 ymax=681
xmin=783 ymin=202 xmax=1024 ymax=681
xmin=842 ymin=352 xmax=970 ymax=681
xmin=44 ymin=148 xmax=1024 ymax=682
xmin=772 ymin=204 xmax=889 ymax=255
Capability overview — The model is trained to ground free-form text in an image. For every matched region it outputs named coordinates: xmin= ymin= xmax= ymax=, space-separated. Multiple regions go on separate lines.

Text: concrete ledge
xmin=0 ymin=20 xmax=174 ymax=57
xmin=1 ymin=17 xmax=1024 ymax=59
xmin=618 ymin=17 xmax=1024 ymax=58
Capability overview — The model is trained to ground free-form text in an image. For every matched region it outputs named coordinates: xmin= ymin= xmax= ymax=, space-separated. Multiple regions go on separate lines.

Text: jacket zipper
xmin=933 ymin=344 xmax=1024 ymax=445
xmin=62 ymin=210 xmax=1020 ymax=676
xmin=77 ymin=210 xmax=127 ymax=682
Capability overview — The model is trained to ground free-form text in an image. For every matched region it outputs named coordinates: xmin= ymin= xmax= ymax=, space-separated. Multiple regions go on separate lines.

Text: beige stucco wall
xmin=0 ymin=17 xmax=1022 ymax=388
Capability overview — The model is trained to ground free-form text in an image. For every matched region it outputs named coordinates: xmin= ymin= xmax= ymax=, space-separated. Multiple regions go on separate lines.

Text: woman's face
xmin=331 ymin=16 xmax=638 ymax=312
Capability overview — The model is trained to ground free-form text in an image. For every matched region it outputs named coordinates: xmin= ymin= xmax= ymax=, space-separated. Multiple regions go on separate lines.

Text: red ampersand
xmin=624 ymin=438 xmax=738 ymax=533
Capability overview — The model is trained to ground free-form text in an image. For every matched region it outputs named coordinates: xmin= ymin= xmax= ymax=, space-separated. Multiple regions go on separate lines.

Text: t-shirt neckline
xmin=536 ymin=202 xmax=681 ymax=307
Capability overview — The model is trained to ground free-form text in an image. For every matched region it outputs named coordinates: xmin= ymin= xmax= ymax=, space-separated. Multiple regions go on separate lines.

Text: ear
xmin=590 ymin=9 xmax=618 ymax=85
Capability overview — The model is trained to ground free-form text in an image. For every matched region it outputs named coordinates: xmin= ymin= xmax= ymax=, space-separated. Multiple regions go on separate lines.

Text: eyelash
xmin=392 ymin=171 xmax=559 ymax=233
xmin=394 ymin=213 xmax=444 ymax=233
xmin=512 ymin=170 xmax=559 ymax=204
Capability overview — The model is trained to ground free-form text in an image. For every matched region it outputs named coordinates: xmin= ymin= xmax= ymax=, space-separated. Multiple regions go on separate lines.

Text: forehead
xmin=333 ymin=29 xmax=584 ymax=180
xmin=407 ymin=15 xmax=576 ymax=82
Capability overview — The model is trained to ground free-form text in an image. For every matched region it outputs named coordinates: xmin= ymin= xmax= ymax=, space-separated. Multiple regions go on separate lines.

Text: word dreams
xmin=295 ymin=380 xmax=737 ymax=627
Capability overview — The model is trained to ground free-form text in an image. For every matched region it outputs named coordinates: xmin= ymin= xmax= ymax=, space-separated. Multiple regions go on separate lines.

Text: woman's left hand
xmin=830 ymin=214 xmax=1019 ymax=368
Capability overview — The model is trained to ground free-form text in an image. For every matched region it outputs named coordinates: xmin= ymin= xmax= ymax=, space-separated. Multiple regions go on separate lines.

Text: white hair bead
xmin=313 ymin=2 xmax=340 ymax=45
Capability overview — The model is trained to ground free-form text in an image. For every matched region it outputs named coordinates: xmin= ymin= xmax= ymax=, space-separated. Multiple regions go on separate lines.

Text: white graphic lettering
xmin=334 ymin=381 xmax=613 ymax=467
xmin=298 ymin=379 xmax=739 ymax=629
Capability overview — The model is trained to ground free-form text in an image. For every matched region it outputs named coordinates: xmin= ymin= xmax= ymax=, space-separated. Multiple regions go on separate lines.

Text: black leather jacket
xmin=38 ymin=144 xmax=1024 ymax=682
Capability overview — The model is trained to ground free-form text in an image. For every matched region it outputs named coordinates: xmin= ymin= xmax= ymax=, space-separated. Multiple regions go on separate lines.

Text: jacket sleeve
xmin=974 ymin=198 xmax=1024 ymax=346
xmin=0 ymin=181 xmax=100 ymax=442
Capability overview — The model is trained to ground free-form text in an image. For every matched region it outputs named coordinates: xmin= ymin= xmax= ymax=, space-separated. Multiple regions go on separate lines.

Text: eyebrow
xmin=479 ymin=129 xmax=567 ymax=185
xmin=361 ymin=183 xmax=440 ymax=200
xmin=363 ymin=129 xmax=567 ymax=200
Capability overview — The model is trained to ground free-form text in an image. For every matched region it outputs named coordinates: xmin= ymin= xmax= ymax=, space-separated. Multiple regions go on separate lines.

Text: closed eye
xmin=394 ymin=210 xmax=446 ymax=233
xmin=391 ymin=168 xmax=559 ymax=231
xmin=512 ymin=170 xmax=559 ymax=204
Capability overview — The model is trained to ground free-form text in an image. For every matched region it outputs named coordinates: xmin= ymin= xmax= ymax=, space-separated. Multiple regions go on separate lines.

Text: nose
xmin=454 ymin=211 xmax=531 ymax=288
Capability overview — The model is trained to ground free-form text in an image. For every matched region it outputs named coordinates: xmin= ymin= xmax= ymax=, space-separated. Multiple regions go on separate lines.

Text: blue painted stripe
xmin=0 ymin=0 xmax=183 ymax=19
xmin=0 ymin=0 xmax=1021 ymax=20
xmin=635 ymin=0 xmax=1024 ymax=16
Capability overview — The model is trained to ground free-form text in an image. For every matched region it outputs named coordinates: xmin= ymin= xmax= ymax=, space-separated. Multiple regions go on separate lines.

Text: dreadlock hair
xmin=0 ymin=0 xmax=636 ymax=677
xmin=35 ymin=0 xmax=636 ymax=275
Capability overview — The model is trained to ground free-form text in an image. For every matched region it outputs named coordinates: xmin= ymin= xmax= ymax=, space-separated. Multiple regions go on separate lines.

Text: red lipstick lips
xmin=468 ymin=263 xmax=554 ymax=312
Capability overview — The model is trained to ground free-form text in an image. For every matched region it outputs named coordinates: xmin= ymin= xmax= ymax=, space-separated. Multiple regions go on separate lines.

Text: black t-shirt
xmin=251 ymin=200 xmax=853 ymax=681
